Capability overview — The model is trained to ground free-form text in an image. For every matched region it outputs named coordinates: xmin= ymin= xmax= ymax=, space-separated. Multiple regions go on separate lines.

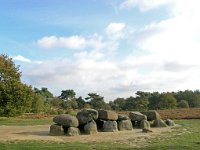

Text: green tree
xmin=174 ymin=90 xmax=200 ymax=108
xmin=31 ymin=94 xmax=44 ymax=113
xmin=50 ymin=97 xmax=62 ymax=108
xmin=34 ymin=87 xmax=53 ymax=100
xmin=109 ymin=98 xmax=126 ymax=110
xmin=59 ymin=89 xmax=76 ymax=100
xmin=158 ymin=93 xmax=177 ymax=109
xmin=124 ymin=91 xmax=149 ymax=111
xmin=124 ymin=96 xmax=135 ymax=110
xmin=0 ymin=54 xmax=33 ymax=116
xmin=148 ymin=92 xmax=161 ymax=110
xmin=76 ymin=96 xmax=85 ymax=109
xmin=177 ymin=100 xmax=189 ymax=108
xmin=86 ymin=93 xmax=106 ymax=109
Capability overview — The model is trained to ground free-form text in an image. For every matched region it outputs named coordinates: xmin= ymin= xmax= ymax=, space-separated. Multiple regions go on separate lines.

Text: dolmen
xmin=49 ymin=109 xmax=175 ymax=136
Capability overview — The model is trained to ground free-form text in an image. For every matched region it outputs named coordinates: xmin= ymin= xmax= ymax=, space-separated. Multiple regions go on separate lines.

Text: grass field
xmin=0 ymin=119 xmax=200 ymax=150
xmin=0 ymin=117 xmax=52 ymax=126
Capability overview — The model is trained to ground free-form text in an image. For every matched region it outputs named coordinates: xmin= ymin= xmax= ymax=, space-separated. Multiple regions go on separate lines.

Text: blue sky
xmin=1 ymin=0 xmax=200 ymax=101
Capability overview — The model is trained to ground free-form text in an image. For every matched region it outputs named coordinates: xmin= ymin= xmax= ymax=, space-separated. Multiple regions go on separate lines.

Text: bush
xmin=177 ymin=100 xmax=189 ymax=108
xmin=57 ymin=109 xmax=65 ymax=114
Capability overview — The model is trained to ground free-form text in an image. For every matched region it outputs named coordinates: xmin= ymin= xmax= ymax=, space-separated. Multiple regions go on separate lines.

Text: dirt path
xmin=0 ymin=125 xmax=177 ymax=146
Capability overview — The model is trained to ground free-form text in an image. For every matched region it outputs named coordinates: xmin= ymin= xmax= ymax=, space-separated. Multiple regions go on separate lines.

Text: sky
xmin=1 ymin=0 xmax=200 ymax=101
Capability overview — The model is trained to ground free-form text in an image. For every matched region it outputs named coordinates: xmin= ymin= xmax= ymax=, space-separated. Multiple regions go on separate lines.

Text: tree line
xmin=1 ymin=54 xmax=200 ymax=116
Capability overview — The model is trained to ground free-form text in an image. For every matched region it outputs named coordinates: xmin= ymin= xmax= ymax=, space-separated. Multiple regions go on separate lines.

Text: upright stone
xmin=118 ymin=120 xmax=133 ymax=131
xmin=84 ymin=120 xmax=98 ymax=134
xmin=67 ymin=127 xmax=80 ymax=136
xmin=53 ymin=114 xmax=79 ymax=127
xmin=49 ymin=124 xmax=64 ymax=136
xmin=129 ymin=112 xmax=147 ymax=122
xmin=98 ymin=110 xmax=118 ymax=121
xmin=103 ymin=121 xmax=118 ymax=132
xmin=140 ymin=119 xmax=150 ymax=129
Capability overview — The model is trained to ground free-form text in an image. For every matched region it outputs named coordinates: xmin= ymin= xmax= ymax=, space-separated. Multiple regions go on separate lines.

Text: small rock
xmin=153 ymin=119 xmax=168 ymax=127
xmin=165 ymin=119 xmax=175 ymax=126
xmin=142 ymin=128 xmax=153 ymax=133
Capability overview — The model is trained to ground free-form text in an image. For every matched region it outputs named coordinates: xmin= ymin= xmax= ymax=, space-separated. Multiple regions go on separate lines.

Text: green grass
xmin=0 ymin=117 xmax=52 ymax=126
xmin=0 ymin=141 xmax=133 ymax=150
xmin=0 ymin=119 xmax=200 ymax=149
xmin=141 ymin=119 xmax=200 ymax=150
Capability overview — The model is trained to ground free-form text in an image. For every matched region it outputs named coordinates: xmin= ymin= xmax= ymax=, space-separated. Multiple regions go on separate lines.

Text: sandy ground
xmin=0 ymin=125 xmax=177 ymax=146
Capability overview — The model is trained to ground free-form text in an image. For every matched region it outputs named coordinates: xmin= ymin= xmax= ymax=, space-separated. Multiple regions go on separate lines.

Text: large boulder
xmin=140 ymin=119 xmax=150 ymax=129
xmin=84 ymin=120 xmax=98 ymax=134
xmin=129 ymin=112 xmax=147 ymax=122
xmin=103 ymin=121 xmax=118 ymax=132
xmin=165 ymin=119 xmax=175 ymax=126
xmin=98 ymin=110 xmax=118 ymax=121
xmin=118 ymin=120 xmax=133 ymax=131
xmin=141 ymin=111 xmax=161 ymax=121
xmin=76 ymin=109 xmax=98 ymax=125
xmin=49 ymin=124 xmax=64 ymax=136
xmin=67 ymin=127 xmax=80 ymax=136
xmin=153 ymin=119 xmax=168 ymax=127
xmin=117 ymin=115 xmax=130 ymax=121
xmin=53 ymin=114 xmax=79 ymax=127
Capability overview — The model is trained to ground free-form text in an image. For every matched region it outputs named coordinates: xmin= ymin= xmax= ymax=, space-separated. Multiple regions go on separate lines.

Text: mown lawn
xmin=0 ymin=119 xmax=200 ymax=150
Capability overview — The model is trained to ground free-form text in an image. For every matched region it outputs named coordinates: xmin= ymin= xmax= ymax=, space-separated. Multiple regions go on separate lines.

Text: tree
xmin=50 ymin=97 xmax=62 ymax=108
xmin=31 ymin=94 xmax=44 ymax=113
xmin=174 ymin=90 xmax=200 ymax=108
xmin=158 ymin=93 xmax=177 ymax=109
xmin=148 ymin=92 xmax=161 ymax=110
xmin=109 ymin=98 xmax=126 ymax=110
xmin=177 ymin=100 xmax=189 ymax=108
xmin=59 ymin=89 xmax=76 ymax=100
xmin=124 ymin=96 xmax=135 ymax=110
xmin=125 ymin=92 xmax=149 ymax=111
xmin=86 ymin=93 xmax=106 ymax=109
xmin=0 ymin=54 xmax=33 ymax=116
xmin=76 ymin=96 xmax=85 ymax=109
xmin=60 ymin=99 xmax=78 ymax=109
xmin=34 ymin=87 xmax=53 ymax=100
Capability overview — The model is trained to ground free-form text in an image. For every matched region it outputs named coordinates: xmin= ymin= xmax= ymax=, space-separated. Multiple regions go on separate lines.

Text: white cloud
xmin=13 ymin=55 xmax=31 ymax=63
xmin=120 ymin=0 xmax=173 ymax=11
xmin=37 ymin=36 xmax=58 ymax=49
xmin=23 ymin=1 xmax=200 ymax=100
xmin=37 ymin=35 xmax=86 ymax=49
xmin=121 ymin=0 xmax=200 ymax=94
xmin=13 ymin=55 xmax=42 ymax=64
xmin=105 ymin=22 xmax=126 ymax=39
xmin=59 ymin=36 xmax=86 ymax=49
